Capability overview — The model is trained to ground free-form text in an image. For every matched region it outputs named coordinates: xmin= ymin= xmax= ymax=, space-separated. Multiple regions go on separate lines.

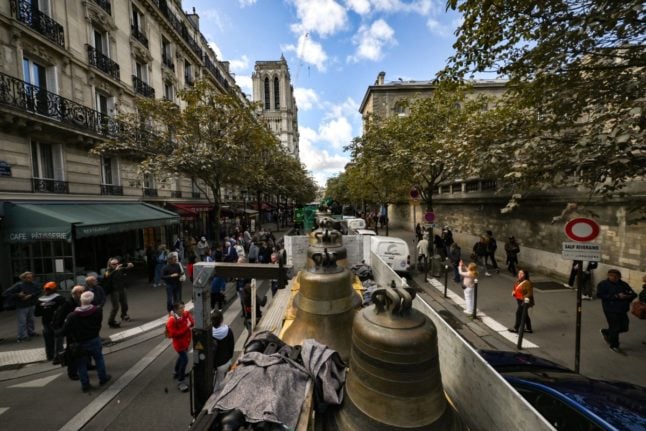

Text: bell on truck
xmin=333 ymin=285 xmax=467 ymax=430
xmin=306 ymin=218 xmax=348 ymax=268
xmin=281 ymin=250 xmax=356 ymax=362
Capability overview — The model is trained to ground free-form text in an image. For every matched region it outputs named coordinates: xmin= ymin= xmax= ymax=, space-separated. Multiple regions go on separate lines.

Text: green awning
xmin=3 ymin=202 xmax=179 ymax=243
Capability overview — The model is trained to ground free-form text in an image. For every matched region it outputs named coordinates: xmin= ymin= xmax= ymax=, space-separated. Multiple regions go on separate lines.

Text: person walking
xmin=166 ymin=301 xmax=194 ymax=392
xmin=162 ymin=254 xmax=184 ymax=313
xmin=210 ymin=273 xmax=226 ymax=311
xmin=504 ymin=236 xmax=520 ymax=275
xmin=485 ymin=230 xmax=500 ymax=273
xmin=3 ymin=271 xmax=40 ymax=342
xmin=458 ymin=261 xmax=478 ymax=315
xmin=145 ymin=245 xmax=157 ymax=285
xmin=54 ymin=285 xmax=85 ymax=380
xmin=211 ymin=310 xmax=234 ymax=389
xmin=247 ymin=240 xmax=259 ymax=264
xmin=473 ymin=236 xmax=491 ymax=276
xmin=154 ymin=245 xmax=168 ymax=287
xmin=415 ymin=223 xmax=423 ymax=242
xmin=197 ymin=236 xmax=210 ymax=262
xmin=448 ymin=243 xmax=462 ymax=283
xmin=596 ymin=269 xmax=637 ymax=354
xmin=35 ymin=282 xmax=65 ymax=363
xmin=103 ymin=258 xmax=134 ymax=328
xmin=508 ymin=269 xmax=534 ymax=334
xmin=63 ymin=291 xmax=111 ymax=392
xmin=416 ymin=235 xmax=429 ymax=272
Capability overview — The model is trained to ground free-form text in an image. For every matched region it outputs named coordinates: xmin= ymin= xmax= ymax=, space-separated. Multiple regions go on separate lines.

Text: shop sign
xmin=0 ymin=161 xmax=11 ymax=177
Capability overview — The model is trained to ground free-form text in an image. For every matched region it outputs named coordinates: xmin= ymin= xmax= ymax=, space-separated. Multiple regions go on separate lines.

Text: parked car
xmin=480 ymin=350 xmax=646 ymax=431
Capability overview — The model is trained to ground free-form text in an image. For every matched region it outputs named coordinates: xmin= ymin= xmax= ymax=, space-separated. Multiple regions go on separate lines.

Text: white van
xmin=346 ymin=218 xmax=366 ymax=233
xmin=355 ymin=229 xmax=376 ymax=236
xmin=370 ymin=236 xmax=411 ymax=275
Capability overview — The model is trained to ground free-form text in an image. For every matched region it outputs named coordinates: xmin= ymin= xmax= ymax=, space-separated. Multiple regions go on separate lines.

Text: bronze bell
xmin=333 ymin=286 xmax=467 ymax=430
xmin=281 ymin=251 xmax=356 ymax=362
xmin=306 ymin=224 xmax=348 ymax=269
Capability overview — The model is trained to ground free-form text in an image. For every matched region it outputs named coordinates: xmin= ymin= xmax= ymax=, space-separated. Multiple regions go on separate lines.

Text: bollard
xmin=472 ymin=278 xmax=479 ymax=319
xmin=516 ymin=297 xmax=530 ymax=349
xmin=443 ymin=263 xmax=449 ymax=298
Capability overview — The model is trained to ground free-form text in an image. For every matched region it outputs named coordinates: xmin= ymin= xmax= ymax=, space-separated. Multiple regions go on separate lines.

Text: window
xmin=264 ymin=77 xmax=270 ymax=110
xmin=274 ymin=77 xmax=280 ymax=109
xmin=31 ymin=142 xmax=63 ymax=180
xmin=135 ymin=61 xmax=148 ymax=82
xmin=191 ymin=179 xmax=201 ymax=198
xmin=95 ymin=91 xmax=114 ymax=115
xmin=394 ymin=101 xmax=406 ymax=117
xmin=162 ymin=37 xmax=173 ymax=67
xmin=26 ymin=0 xmax=51 ymax=16
xmin=184 ymin=61 xmax=193 ymax=85
xmin=101 ymin=156 xmax=120 ymax=185
xmin=93 ymin=28 xmax=109 ymax=55
xmin=132 ymin=5 xmax=144 ymax=32
xmin=164 ymin=82 xmax=174 ymax=101
xmin=143 ymin=173 xmax=155 ymax=189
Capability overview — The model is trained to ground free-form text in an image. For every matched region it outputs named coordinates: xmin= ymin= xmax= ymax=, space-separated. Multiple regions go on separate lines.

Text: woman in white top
xmin=458 ymin=261 xmax=478 ymax=314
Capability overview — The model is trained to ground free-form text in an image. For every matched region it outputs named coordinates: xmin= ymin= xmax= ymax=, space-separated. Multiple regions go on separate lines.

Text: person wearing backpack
xmin=166 ymin=301 xmax=194 ymax=392
xmin=211 ymin=310 xmax=234 ymax=389
xmin=35 ymin=281 xmax=65 ymax=363
xmin=485 ymin=230 xmax=500 ymax=274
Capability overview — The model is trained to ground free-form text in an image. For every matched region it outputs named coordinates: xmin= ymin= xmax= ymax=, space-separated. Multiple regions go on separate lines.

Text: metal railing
xmin=154 ymin=0 xmax=203 ymax=59
xmin=132 ymin=75 xmax=155 ymax=98
xmin=143 ymin=187 xmax=158 ymax=197
xmin=0 ymin=71 xmax=121 ymax=139
xmin=191 ymin=192 xmax=201 ymax=199
xmin=131 ymin=25 xmax=149 ymax=48
xmin=87 ymin=45 xmax=120 ymax=81
xmin=11 ymin=0 xmax=65 ymax=48
xmin=100 ymin=184 xmax=123 ymax=195
xmin=162 ymin=52 xmax=175 ymax=70
xmin=92 ymin=0 xmax=111 ymax=14
xmin=171 ymin=190 xmax=182 ymax=198
xmin=32 ymin=178 xmax=69 ymax=194
xmin=203 ymin=55 xmax=230 ymax=89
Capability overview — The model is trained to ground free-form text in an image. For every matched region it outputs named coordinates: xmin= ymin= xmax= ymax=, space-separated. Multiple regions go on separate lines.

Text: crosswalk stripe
xmin=8 ymin=373 xmax=62 ymax=388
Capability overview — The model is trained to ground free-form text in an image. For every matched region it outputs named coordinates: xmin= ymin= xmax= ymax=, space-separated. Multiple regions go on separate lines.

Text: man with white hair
xmin=85 ymin=274 xmax=106 ymax=308
xmin=63 ymin=290 xmax=111 ymax=392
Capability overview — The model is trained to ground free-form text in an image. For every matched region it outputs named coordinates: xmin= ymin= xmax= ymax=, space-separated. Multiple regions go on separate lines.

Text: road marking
xmin=426 ymin=277 xmax=539 ymax=349
xmin=0 ymin=407 xmax=9 ymax=416
xmin=8 ymin=373 xmax=62 ymax=388
xmin=108 ymin=301 xmax=194 ymax=342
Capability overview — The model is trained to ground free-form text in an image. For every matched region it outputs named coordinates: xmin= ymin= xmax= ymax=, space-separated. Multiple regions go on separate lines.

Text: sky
xmin=182 ymin=0 xmax=463 ymax=186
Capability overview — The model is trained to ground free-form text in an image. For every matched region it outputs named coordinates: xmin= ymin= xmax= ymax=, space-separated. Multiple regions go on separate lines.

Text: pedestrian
xmin=223 ymin=240 xmax=239 ymax=263
xmin=197 ymin=236 xmax=209 ymax=262
xmin=2 ymin=271 xmax=40 ymax=342
xmin=485 ymin=230 xmax=500 ymax=273
xmin=433 ymin=235 xmax=446 ymax=260
xmin=504 ymin=236 xmax=520 ymax=275
xmin=211 ymin=309 xmax=234 ymax=389
xmin=210 ymin=274 xmax=226 ymax=311
xmin=241 ymin=282 xmax=267 ymax=329
xmin=247 ymin=240 xmax=259 ymax=263
xmin=257 ymin=241 xmax=270 ymax=264
xmin=103 ymin=257 xmax=134 ymax=328
xmin=596 ymin=269 xmax=637 ymax=354
xmin=187 ymin=255 xmax=197 ymax=283
xmin=54 ymin=285 xmax=85 ymax=380
xmin=415 ymin=223 xmax=423 ymax=242
xmin=154 ymin=245 xmax=168 ymax=287
xmin=63 ymin=291 xmax=111 ymax=392
xmin=35 ymin=282 xmax=65 ymax=363
xmin=173 ymin=235 xmax=185 ymax=263
xmin=416 ymin=235 xmax=429 ymax=271
xmin=234 ymin=240 xmax=246 ymax=259
xmin=85 ymin=274 xmax=106 ymax=308
xmin=162 ymin=253 xmax=184 ymax=313
xmin=508 ymin=268 xmax=534 ymax=334
xmin=166 ymin=301 xmax=194 ymax=392
xmin=441 ymin=227 xmax=454 ymax=257
xmin=458 ymin=261 xmax=478 ymax=315
xmin=472 ymin=236 xmax=491 ymax=276
xmin=146 ymin=245 xmax=157 ymax=284
xmin=448 ymin=243 xmax=462 ymax=283
xmin=581 ymin=261 xmax=598 ymax=300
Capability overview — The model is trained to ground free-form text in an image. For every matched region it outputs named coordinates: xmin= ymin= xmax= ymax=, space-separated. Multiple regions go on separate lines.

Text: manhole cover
xmin=533 ymin=281 xmax=570 ymax=291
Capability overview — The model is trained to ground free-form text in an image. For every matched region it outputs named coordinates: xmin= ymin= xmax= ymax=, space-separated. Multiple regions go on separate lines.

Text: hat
xmin=43 ymin=281 xmax=57 ymax=290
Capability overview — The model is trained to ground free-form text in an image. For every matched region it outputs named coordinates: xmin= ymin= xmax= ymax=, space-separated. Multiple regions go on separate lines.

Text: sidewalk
xmin=388 ymin=227 xmax=646 ymax=387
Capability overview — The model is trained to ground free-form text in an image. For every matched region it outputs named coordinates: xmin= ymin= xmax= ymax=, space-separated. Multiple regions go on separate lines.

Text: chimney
xmin=220 ymin=61 xmax=230 ymax=73
xmin=186 ymin=7 xmax=199 ymax=30
xmin=376 ymin=71 xmax=385 ymax=85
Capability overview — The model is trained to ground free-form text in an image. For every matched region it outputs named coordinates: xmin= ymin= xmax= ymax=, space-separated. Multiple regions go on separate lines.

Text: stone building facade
xmin=0 ymin=0 xmax=244 ymax=288
xmin=252 ymin=56 xmax=300 ymax=159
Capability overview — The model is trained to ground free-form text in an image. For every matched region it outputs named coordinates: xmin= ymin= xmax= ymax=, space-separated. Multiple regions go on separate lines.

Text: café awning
xmin=3 ymin=202 xmax=179 ymax=243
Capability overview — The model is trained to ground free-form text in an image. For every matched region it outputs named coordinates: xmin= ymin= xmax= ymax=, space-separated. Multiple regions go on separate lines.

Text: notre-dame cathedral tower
xmin=252 ymin=55 xmax=300 ymax=159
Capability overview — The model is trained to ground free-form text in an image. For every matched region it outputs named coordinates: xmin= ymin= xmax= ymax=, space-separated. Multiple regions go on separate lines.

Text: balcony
xmin=171 ymin=190 xmax=182 ymax=198
xmin=92 ymin=0 xmax=111 ymax=15
xmin=0 ymin=71 xmax=121 ymax=139
xmin=131 ymin=25 xmax=149 ymax=48
xmin=132 ymin=75 xmax=155 ymax=98
xmin=143 ymin=188 xmax=158 ymax=197
xmin=32 ymin=178 xmax=69 ymax=194
xmin=87 ymin=45 xmax=120 ymax=81
xmin=100 ymin=184 xmax=123 ymax=195
xmin=203 ymin=56 xmax=229 ymax=89
xmin=162 ymin=53 xmax=175 ymax=70
xmin=11 ymin=0 xmax=65 ymax=48
xmin=154 ymin=0 xmax=203 ymax=59
xmin=191 ymin=192 xmax=201 ymax=199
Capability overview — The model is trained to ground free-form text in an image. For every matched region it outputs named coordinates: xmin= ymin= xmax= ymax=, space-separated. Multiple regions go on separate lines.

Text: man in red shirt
xmin=166 ymin=301 xmax=194 ymax=392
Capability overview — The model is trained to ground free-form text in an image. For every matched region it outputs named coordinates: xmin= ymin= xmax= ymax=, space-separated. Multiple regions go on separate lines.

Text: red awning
xmin=249 ymin=202 xmax=273 ymax=211
xmin=166 ymin=203 xmax=213 ymax=219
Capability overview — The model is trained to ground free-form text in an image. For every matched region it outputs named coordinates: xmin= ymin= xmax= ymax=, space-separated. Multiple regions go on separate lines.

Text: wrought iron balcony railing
xmin=154 ymin=0 xmax=203 ymax=59
xmin=131 ymin=25 xmax=149 ymax=48
xmin=171 ymin=190 xmax=182 ymax=198
xmin=32 ymin=178 xmax=69 ymax=194
xmin=100 ymin=184 xmax=123 ymax=195
xmin=132 ymin=75 xmax=155 ymax=98
xmin=162 ymin=53 xmax=175 ymax=70
xmin=11 ymin=0 xmax=65 ymax=48
xmin=203 ymin=56 xmax=230 ymax=89
xmin=87 ymin=45 xmax=120 ymax=81
xmin=0 ymin=71 xmax=121 ymax=139
xmin=92 ymin=0 xmax=111 ymax=14
xmin=143 ymin=188 xmax=158 ymax=197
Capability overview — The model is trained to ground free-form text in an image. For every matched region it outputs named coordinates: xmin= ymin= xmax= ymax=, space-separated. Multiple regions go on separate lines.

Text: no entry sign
xmin=424 ymin=211 xmax=435 ymax=222
xmin=564 ymin=218 xmax=600 ymax=242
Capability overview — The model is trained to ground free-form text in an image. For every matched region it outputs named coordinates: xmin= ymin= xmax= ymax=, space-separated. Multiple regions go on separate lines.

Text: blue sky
xmin=182 ymin=0 xmax=462 ymax=185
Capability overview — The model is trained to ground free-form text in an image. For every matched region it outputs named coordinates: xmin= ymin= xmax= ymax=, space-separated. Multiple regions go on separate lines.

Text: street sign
xmin=410 ymin=187 xmax=420 ymax=200
xmin=564 ymin=218 xmax=600 ymax=242
xmin=424 ymin=211 xmax=435 ymax=222
xmin=562 ymin=242 xmax=601 ymax=261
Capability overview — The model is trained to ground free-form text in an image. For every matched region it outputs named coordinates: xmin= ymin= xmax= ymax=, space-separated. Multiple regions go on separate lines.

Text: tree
xmin=443 ymin=0 xmax=646 ymax=198
xmin=93 ymin=80 xmax=276 ymax=236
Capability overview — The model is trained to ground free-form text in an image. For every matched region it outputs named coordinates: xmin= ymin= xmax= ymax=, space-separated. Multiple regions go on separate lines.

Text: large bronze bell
xmin=306 ymin=221 xmax=348 ymax=268
xmin=333 ymin=286 xmax=467 ymax=430
xmin=281 ymin=250 xmax=356 ymax=362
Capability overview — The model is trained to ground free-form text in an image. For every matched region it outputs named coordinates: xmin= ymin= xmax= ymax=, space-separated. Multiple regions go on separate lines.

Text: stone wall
xmin=389 ymin=198 xmax=646 ymax=287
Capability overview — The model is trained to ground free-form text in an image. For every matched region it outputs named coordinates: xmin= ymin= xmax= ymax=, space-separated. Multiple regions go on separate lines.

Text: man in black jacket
xmin=54 ymin=285 xmax=85 ymax=380
xmin=103 ymin=258 xmax=134 ymax=328
xmin=596 ymin=269 xmax=637 ymax=354
xmin=63 ymin=291 xmax=111 ymax=392
xmin=3 ymin=271 xmax=41 ymax=342
xmin=35 ymin=281 xmax=66 ymax=363
xmin=211 ymin=310 xmax=234 ymax=388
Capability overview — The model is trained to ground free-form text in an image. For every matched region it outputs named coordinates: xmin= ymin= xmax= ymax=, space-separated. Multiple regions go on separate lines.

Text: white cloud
xmin=319 ymin=117 xmax=354 ymax=150
xmin=238 ymin=0 xmax=257 ymax=6
xmin=299 ymin=127 xmax=350 ymax=185
xmin=229 ymin=55 xmax=249 ymax=73
xmin=208 ymin=41 xmax=223 ymax=59
xmin=349 ymin=19 xmax=396 ymax=62
xmin=426 ymin=18 xmax=450 ymax=37
xmin=346 ymin=0 xmax=371 ymax=14
xmin=323 ymin=97 xmax=359 ymax=120
xmin=294 ymin=87 xmax=320 ymax=111
xmin=235 ymin=75 xmax=252 ymax=95
xmin=283 ymin=33 xmax=329 ymax=71
xmin=370 ymin=0 xmax=434 ymax=15
xmin=290 ymin=0 xmax=348 ymax=37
